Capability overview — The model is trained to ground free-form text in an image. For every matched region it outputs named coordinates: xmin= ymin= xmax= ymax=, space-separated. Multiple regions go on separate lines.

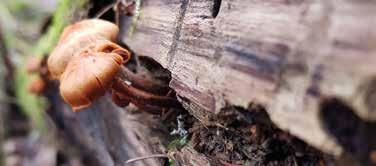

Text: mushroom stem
xmin=112 ymin=91 xmax=164 ymax=114
xmin=111 ymin=91 xmax=130 ymax=107
xmin=120 ymin=66 xmax=169 ymax=95
xmin=112 ymin=77 xmax=180 ymax=108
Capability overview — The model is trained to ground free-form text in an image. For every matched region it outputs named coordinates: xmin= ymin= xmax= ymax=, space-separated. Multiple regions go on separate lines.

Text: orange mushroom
xmin=26 ymin=57 xmax=42 ymax=74
xmin=27 ymin=76 xmax=46 ymax=95
xmin=48 ymin=19 xmax=121 ymax=79
xmin=59 ymin=52 xmax=123 ymax=110
xmin=26 ymin=55 xmax=51 ymax=97
xmin=48 ymin=19 xmax=178 ymax=112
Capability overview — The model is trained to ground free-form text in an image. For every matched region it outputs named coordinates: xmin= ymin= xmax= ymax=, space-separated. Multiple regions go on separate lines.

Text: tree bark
xmin=119 ymin=0 xmax=376 ymax=156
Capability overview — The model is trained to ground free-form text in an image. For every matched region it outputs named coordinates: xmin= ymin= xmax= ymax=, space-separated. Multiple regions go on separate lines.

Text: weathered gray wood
xmin=120 ymin=0 xmax=376 ymax=155
xmin=47 ymin=88 xmax=167 ymax=166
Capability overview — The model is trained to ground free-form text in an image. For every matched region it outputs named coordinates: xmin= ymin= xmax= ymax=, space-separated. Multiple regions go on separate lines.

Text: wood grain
xmin=121 ymin=0 xmax=376 ymax=155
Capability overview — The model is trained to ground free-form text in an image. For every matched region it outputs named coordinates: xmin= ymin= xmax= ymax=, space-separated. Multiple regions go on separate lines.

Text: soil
xmin=166 ymin=106 xmax=330 ymax=166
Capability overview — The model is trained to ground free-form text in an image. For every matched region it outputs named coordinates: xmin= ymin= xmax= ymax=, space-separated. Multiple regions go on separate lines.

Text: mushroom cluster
xmin=48 ymin=19 xmax=178 ymax=112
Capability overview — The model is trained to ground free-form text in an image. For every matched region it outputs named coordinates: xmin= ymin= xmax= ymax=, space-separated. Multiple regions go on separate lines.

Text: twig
xmin=95 ymin=2 xmax=117 ymax=19
xmin=126 ymin=154 xmax=169 ymax=164
xmin=114 ymin=0 xmax=135 ymax=25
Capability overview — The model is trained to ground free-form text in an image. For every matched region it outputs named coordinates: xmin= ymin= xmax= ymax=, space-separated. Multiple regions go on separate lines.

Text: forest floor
xmin=1 ymin=102 xmax=335 ymax=166
xmin=162 ymin=104 xmax=333 ymax=165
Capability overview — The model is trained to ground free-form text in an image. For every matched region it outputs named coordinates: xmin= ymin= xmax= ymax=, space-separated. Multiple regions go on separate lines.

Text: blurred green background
xmin=0 ymin=0 xmax=86 ymax=165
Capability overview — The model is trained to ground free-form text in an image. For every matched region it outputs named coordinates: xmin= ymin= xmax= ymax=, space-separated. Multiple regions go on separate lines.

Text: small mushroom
xmin=48 ymin=19 xmax=179 ymax=112
xmin=26 ymin=57 xmax=42 ymax=74
xmin=27 ymin=76 xmax=46 ymax=95
xmin=59 ymin=52 xmax=123 ymax=110
xmin=26 ymin=56 xmax=50 ymax=97
xmin=48 ymin=19 xmax=120 ymax=79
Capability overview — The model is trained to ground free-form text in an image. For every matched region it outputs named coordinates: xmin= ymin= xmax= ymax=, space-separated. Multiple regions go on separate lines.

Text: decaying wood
xmin=169 ymin=146 xmax=215 ymax=166
xmin=46 ymin=87 xmax=168 ymax=166
xmin=120 ymin=0 xmax=376 ymax=156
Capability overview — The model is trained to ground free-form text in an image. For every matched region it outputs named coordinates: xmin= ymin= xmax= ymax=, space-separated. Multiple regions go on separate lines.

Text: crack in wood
xmin=167 ymin=0 xmax=189 ymax=69
xmin=170 ymin=77 xmax=215 ymax=111
xmin=212 ymin=0 xmax=222 ymax=18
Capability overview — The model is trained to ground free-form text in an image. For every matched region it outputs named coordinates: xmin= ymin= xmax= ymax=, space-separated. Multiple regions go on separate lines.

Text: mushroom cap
xmin=26 ymin=57 xmax=42 ymax=74
xmin=58 ymin=19 xmax=119 ymax=44
xmin=48 ymin=19 xmax=119 ymax=79
xmin=59 ymin=52 xmax=123 ymax=111
xmin=27 ymin=76 xmax=46 ymax=95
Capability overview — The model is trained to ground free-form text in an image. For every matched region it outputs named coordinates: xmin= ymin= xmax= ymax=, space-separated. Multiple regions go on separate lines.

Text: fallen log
xmin=120 ymin=0 xmax=376 ymax=158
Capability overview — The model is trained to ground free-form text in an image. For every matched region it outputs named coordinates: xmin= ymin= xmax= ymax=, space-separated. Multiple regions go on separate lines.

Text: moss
xmin=167 ymin=137 xmax=188 ymax=150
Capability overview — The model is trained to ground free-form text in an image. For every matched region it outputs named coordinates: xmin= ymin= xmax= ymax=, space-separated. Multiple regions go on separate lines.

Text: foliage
xmin=168 ymin=158 xmax=174 ymax=166
xmin=167 ymin=136 xmax=188 ymax=150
